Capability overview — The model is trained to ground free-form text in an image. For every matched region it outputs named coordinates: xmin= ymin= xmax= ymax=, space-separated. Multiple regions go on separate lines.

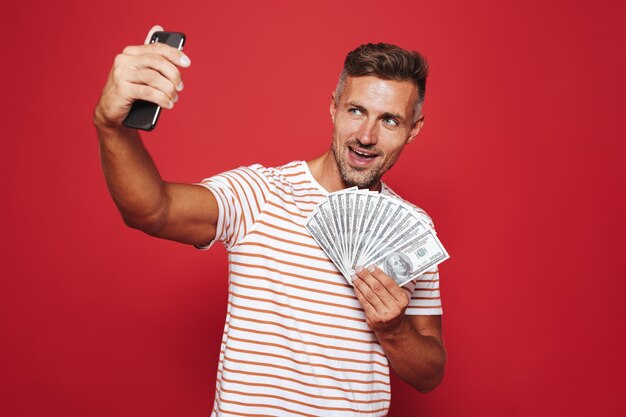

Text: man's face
xmin=330 ymin=76 xmax=423 ymax=189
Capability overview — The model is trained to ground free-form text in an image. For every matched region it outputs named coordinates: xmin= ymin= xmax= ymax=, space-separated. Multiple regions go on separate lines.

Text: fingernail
xmin=180 ymin=55 xmax=191 ymax=66
xmin=367 ymin=265 xmax=376 ymax=272
xmin=355 ymin=265 xmax=363 ymax=273
xmin=167 ymin=100 xmax=174 ymax=109
xmin=177 ymin=81 xmax=184 ymax=91
xmin=173 ymin=94 xmax=179 ymax=103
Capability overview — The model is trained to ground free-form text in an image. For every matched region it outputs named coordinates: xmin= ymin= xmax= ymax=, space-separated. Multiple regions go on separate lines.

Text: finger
xmin=125 ymin=81 xmax=174 ymax=109
xmin=353 ymin=266 xmax=396 ymax=310
xmin=124 ymin=68 xmax=179 ymax=102
xmin=352 ymin=282 xmax=380 ymax=320
xmin=144 ymin=25 xmax=164 ymax=45
xmin=368 ymin=266 xmax=410 ymax=305
xmin=117 ymin=52 xmax=183 ymax=93
xmin=124 ymin=43 xmax=191 ymax=69
xmin=352 ymin=270 xmax=388 ymax=314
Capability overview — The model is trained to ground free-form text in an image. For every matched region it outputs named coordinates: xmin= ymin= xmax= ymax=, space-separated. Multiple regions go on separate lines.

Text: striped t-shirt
xmin=197 ymin=160 xmax=442 ymax=417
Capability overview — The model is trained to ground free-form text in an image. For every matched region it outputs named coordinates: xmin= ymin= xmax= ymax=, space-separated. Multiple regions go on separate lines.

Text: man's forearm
xmin=376 ymin=317 xmax=446 ymax=393
xmin=96 ymin=121 xmax=169 ymax=233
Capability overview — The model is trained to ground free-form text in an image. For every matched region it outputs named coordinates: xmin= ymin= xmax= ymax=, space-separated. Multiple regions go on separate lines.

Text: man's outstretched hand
xmin=94 ymin=25 xmax=191 ymax=129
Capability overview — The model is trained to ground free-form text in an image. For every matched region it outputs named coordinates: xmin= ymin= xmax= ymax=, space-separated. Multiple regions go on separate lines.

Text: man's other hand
xmin=94 ymin=25 xmax=191 ymax=129
xmin=352 ymin=265 xmax=410 ymax=333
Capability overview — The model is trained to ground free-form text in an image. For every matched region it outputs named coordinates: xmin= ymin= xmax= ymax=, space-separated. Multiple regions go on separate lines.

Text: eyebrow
xmin=381 ymin=111 xmax=406 ymax=124
xmin=345 ymin=101 xmax=406 ymax=124
xmin=345 ymin=101 xmax=367 ymax=113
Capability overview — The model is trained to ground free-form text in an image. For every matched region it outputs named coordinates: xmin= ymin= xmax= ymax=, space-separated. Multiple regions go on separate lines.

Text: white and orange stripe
xmin=197 ymin=161 xmax=442 ymax=416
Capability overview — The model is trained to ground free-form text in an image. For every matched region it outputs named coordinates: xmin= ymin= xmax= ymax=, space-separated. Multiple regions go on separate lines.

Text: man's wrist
xmin=93 ymin=109 xmax=136 ymax=140
xmin=93 ymin=103 xmax=128 ymax=131
xmin=374 ymin=316 xmax=412 ymax=342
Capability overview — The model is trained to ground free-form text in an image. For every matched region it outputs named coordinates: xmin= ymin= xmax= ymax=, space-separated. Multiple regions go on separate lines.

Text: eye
xmin=348 ymin=108 xmax=363 ymax=116
xmin=383 ymin=118 xmax=399 ymax=127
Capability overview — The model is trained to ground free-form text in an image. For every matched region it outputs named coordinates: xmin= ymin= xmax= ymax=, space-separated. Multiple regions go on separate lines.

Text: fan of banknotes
xmin=305 ymin=188 xmax=450 ymax=287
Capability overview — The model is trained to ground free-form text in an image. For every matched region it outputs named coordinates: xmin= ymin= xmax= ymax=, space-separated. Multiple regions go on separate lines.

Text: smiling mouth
xmin=349 ymin=146 xmax=378 ymax=159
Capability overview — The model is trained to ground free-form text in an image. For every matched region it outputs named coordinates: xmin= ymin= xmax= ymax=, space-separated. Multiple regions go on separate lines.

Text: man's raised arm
xmin=93 ymin=25 xmax=218 ymax=246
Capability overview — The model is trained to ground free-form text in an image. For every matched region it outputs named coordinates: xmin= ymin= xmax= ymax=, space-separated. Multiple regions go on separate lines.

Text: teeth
xmin=352 ymin=148 xmax=374 ymax=157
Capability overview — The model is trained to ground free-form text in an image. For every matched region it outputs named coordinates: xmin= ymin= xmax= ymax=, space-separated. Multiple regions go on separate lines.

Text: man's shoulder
xmin=245 ymin=160 xmax=316 ymax=186
xmin=200 ymin=160 xmax=317 ymax=194
xmin=204 ymin=160 xmax=303 ymax=183
xmin=249 ymin=160 xmax=306 ymax=176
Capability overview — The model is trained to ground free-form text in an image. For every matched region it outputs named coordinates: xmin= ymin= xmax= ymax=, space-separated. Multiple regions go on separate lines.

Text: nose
xmin=356 ymin=119 xmax=379 ymax=146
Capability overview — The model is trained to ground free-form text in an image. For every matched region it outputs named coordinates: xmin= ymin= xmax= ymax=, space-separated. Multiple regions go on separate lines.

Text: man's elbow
xmin=121 ymin=209 xmax=167 ymax=236
xmin=414 ymin=349 xmax=447 ymax=393
xmin=415 ymin=366 xmax=445 ymax=393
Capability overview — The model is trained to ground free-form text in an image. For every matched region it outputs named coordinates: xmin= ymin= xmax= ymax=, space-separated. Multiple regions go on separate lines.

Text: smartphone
xmin=122 ymin=31 xmax=186 ymax=131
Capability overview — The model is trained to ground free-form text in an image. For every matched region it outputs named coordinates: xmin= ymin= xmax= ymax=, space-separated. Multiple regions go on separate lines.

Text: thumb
xmin=144 ymin=25 xmax=164 ymax=44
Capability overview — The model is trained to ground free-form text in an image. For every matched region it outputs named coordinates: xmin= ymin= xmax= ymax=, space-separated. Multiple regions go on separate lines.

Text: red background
xmin=1 ymin=0 xmax=625 ymax=416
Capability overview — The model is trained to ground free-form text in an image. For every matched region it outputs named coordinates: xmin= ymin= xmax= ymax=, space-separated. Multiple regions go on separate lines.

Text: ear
xmin=406 ymin=115 xmax=424 ymax=144
xmin=330 ymin=92 xmax=337 ymax=123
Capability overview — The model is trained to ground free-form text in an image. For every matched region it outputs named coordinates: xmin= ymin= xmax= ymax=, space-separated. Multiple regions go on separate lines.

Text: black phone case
xmin=122 ymin=32 xmax=186 ymax=131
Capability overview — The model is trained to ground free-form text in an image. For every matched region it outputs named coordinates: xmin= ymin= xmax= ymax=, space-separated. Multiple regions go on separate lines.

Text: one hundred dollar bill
xmin=305 ymin=189 xmax=449 ymax=286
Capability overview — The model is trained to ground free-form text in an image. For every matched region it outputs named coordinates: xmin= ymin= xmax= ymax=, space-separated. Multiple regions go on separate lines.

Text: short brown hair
xmin=335 ymin=43 xmax=429 ymax=123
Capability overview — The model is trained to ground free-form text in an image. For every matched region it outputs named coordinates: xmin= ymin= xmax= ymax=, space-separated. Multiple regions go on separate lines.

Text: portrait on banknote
xmin=382 ymin=251 xmax=413 ymax=285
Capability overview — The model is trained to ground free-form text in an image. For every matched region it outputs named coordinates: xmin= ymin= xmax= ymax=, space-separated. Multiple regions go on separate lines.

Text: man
xmin=94 ymin=25 xmax=446 ymax=416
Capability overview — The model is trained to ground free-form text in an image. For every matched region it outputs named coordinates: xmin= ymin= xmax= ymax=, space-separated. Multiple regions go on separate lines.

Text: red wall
xmin=2 ymin=0 xmax=625 ymax=416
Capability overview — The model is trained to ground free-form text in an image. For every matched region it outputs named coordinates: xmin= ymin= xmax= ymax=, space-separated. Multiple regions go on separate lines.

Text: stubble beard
xmin=331 ymin=137 xmax=385 ymax=189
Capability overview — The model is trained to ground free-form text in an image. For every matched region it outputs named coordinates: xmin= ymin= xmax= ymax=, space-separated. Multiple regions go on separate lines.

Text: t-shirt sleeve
xmin=403 ymin=267 xmax=443 ymax=315
xmin=194 ymin=165 xmax=272 ymax=251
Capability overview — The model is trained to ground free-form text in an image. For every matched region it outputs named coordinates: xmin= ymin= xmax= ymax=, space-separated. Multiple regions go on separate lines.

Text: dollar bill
xmin=368 ymin=228 xmax=449 ymax=286
xmin=305 ymin=189 xmax=449 ymax=286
